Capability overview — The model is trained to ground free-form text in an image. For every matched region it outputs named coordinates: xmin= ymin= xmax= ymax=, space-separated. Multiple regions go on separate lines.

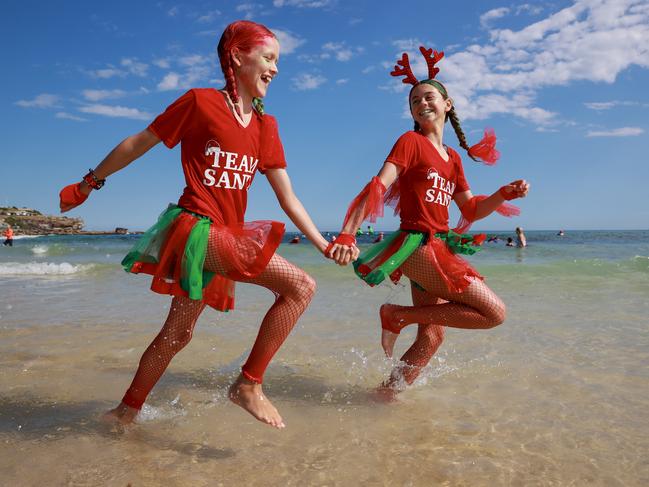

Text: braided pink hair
xmin=217 ymin=20 xmax=275 ymax=114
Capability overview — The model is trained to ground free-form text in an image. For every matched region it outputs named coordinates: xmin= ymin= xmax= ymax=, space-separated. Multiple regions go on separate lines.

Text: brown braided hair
xmin=410 ymin=80 xmax=477 ymax=161
xmin=217 ymin=20 xmax=275 ymax=116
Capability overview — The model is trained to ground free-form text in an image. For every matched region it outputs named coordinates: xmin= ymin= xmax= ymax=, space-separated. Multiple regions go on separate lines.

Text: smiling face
xmin=409 ymin=82 xmax=452 ymax=129
xmin=233 ymin=36 xmax=280 ymax=100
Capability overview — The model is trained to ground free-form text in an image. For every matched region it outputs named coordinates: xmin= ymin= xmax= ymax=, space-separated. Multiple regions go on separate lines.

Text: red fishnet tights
xmin=386 ymin=284 xmax=446 ymax=386
xmin=121 ymin=228 xmax=315 ymax=410
xmin=122 ymin=296 xmax=206 ymax=409
xmin=394 ymin=245 xmax=506 ymax=331
xmin=383 ymin=245 xmax=506 ymax=388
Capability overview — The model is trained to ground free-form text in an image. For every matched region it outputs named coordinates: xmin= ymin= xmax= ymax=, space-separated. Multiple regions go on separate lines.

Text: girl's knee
xmin=486 ymin=300 xmax=506 ymax=328
xmin=422 ymin=324 xmax=445 ymax=344
xmin=298 ymin=273 xmax=317 ymax=301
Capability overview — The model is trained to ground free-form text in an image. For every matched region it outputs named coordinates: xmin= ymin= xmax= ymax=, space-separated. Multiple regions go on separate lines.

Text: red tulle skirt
xmin=122 ymin=205 xmax=284 ymax=311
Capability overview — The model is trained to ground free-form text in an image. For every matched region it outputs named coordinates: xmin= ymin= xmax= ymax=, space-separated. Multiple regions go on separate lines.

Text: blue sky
xmin=2 ymin=0 xmax=648 ymax=231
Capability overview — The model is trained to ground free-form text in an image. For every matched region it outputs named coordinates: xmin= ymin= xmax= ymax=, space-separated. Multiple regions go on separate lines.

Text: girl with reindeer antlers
xmin=327 ymin=46 xmax=529 ymax=396
xmin=59 ymin=20 xmax=335 ymax=429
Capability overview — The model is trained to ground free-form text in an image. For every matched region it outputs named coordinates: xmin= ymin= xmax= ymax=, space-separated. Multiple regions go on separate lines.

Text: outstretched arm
xmin=454 ymin=179 xmax=529 ymax=224
xmin=329 ymin=162 xmax=401 ymax=265
xmin=265 ymin=168 xmax=330 ymax=254
xmin=60 ymin=128 xmax=161 ymax=212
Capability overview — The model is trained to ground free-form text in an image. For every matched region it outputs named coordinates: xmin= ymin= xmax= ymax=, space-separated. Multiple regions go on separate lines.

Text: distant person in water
xmin=289 ymin=235 xmax=300 ymax=244
xmin=3 ymin=225 xmax=14 ymax=247
xmin=367 ymin=225 xmax=374 ymax=235
xmin=506 ymin=237 xmax=515 ymax=247
xmin=374 ymin=231 xmax=384 ymax=243
xmin=487 ymin=235 xmax=499 ymax=243
xmin=557 ymin=230 xmax=565 ymax=236
xmin=515 ymin=226 xmax=527 ymax=248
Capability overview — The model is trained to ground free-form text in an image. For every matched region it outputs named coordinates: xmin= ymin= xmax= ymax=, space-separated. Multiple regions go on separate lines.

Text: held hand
xmin=333 ymin=244 xmax=359 ymax=266
xmin=499 ymin=179 xmax=530 ymax=201
xmin=59 ymin=181 xmax=91 ymax=213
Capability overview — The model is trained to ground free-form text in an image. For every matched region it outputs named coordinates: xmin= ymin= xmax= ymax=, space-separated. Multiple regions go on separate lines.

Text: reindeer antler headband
xmin=390 ymin=46 xmax=447 ymax=94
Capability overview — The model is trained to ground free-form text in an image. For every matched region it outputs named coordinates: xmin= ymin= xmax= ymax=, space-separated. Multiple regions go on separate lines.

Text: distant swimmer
xmin=557 ymin=230 xmax=565 ymax=236
xmin=3 ymin=225 xmax=14 ymax=247
xmin=367 ymin=225 xmax=375 ymax=235
xmin=506 ymin=237 xmax=515 ymax=246
xmin=515 ymin=226 xmax=527 ymax=248
xmin=289 ymin=235 xmax=300 ymax=244
xmin=373 ymin=231 xmax=384 ymax=243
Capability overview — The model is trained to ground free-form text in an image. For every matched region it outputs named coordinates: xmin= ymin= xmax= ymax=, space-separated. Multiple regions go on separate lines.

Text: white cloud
xmin=480 ymin=7 xmax=510 ymax=28
xmin=387 ymin=0 xmax=649 ymax=126
xmin=336 ymin=78 xmax=348 ymax=85
xmin=89 ymin=67 xmax=124 ymax=79
xmin=82 ymin=89 xmax=127 ymax=101
xmin=55 ymin=112 xmax=87 ymax=122
xmin=322 ymin=42 xmax=363 ymax=62
xmin=236 ymin=3 xmax=263 ymax=20
xmin=79 ymin=104 xmax=152 ymax=120
xmin=153 ymin=58 xmax=171 ymax=69
xmin=584 ymin=100 xmax=641 ymax=110
xmin=157 ymin=72 xmax=182 ymax=91
xmin=271 ymin=28 xmax=305 ymax=55
xmin=292 ymin=73 xmax=326 ymax=90
xmin=167 ymin=6 xmax=179 ymax=17
xmin=121 ymin=58 xmax=148 ymax=77
xmin=196 ymin=10 xmax=221 ymax=23
xmin=15 ymin=93 xmax=60 ymax=108
xmin=586 ymin=127 xmax=644 ymax=137
xmin=157 ymin=61 xmax=211 ymax=91
xmin=273 ymin=0 xmax=334 ymax=7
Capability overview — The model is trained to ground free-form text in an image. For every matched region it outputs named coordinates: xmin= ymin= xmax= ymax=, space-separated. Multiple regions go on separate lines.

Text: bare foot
xmin=101 ymin=402 xmax=139 ymax=426
xmin=228 ymin=374 xmax=285 ymax=429
xmin=369 ymin=383 xmax=400 ymax=403
xmin=380 ymin=304 xmax=403 ymax=358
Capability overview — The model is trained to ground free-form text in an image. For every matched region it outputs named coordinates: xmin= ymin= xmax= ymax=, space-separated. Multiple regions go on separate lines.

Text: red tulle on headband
xmin=468 ymin=128 xmax=500 ymax=165
xmin=453 ymin=195 xmax=520 ymax=234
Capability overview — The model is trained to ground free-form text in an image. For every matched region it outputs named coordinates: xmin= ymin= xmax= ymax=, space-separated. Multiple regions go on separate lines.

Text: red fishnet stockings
xmin=386 ymin=245 xmax=506 ymax=332
xmin=122 ymin=296 xmax=206 ymax=409
xmin=204 ymin=226 xmax=316 ymax=383
xmin=121 ymin=228 xmax=315 ymax=409
xmin=387 ymin=284 xmax=446 ymax=386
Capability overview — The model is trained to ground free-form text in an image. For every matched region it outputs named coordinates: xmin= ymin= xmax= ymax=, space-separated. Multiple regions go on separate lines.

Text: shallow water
xmin=1 ymin=231 xmax=648 ymax=485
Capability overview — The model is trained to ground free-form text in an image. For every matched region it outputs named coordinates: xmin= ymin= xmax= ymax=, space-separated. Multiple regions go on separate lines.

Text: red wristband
xmin=83 ymin=169 xmax=106 ymax=190
xmin=332 ymin=233 xmax=357 ymax=246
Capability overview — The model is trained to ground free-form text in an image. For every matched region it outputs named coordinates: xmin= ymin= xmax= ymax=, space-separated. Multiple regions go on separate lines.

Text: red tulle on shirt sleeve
xmin=342 ymin=176 xmax=386 ymax=230
xmin=468 ymin=128 xmax=500 ymax=165
xmin=453 ymin=195 xmax=520 ymax=233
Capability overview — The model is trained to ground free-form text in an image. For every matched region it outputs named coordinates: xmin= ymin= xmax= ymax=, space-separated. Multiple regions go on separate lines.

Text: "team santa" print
xmin=203 ymin=140 xmax=258 ymax=191
xmin=424 ymin=168 xmax=455 ymax=207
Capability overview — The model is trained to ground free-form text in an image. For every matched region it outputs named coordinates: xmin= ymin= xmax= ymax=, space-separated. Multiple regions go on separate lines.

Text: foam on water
xmin=0 ymin=261 xmax=94 ymax=275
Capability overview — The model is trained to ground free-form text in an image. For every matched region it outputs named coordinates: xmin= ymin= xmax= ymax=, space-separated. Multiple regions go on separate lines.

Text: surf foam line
xmin=0 ymin=262 xmax=94 ymax=275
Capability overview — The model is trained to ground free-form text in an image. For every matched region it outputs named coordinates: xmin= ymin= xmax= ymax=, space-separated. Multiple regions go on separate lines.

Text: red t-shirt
xmin=148 ymin=89 xmax=287 ymax=225
xmin=385 ymin=131 xmax=470 ymax=234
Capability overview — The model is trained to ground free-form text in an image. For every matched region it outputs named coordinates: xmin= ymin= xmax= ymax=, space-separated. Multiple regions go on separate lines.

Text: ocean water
xmin=0 ymin=230 xmax=648 ymax=486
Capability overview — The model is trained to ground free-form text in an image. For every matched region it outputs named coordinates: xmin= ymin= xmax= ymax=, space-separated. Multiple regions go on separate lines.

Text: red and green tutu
xmin=353 ymin=229 xmax=484 ymax=293
xmin=122 ymin=205 xmax=284 ymax=311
